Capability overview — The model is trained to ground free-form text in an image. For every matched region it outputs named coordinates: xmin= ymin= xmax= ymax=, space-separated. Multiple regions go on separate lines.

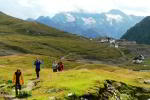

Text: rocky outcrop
xmin=67 ymin=80 xmax=150 ymax=100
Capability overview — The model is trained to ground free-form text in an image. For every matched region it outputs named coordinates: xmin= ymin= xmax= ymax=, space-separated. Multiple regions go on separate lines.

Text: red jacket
xmin=60 ymin=64 xmax=64 ymax=71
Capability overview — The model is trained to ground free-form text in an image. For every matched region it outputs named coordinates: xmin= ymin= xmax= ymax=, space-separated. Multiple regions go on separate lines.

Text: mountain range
xmin=28 ymin=9 xmax=144 ymax=39
xmin=122 ymin=16 xmax=150 ymax=44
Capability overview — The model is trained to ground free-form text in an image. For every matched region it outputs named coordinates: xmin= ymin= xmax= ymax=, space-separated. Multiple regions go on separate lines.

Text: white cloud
xmin=0 ymin=0 xmax=150 ymax=19
xmin=113 ymin=0 xmax=150 ymax=16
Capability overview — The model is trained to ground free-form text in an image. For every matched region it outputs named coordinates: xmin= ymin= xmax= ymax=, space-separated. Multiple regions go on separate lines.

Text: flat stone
xmin=144 ymin=80 xmax=150 ymax=84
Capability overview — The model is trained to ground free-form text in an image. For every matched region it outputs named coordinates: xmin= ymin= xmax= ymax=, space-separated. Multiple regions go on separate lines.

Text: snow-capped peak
xmin=82 ymin=17 xmax=96 ymax=25
xmin=106 ymin=14 xmax=123 ymax=22
xmin=65 ymin=13 xmax=76 ymax=22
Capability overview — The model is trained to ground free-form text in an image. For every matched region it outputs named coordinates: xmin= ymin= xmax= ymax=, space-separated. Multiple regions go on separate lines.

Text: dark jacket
xmin=34 ymin=60 xmax=42 ymax=69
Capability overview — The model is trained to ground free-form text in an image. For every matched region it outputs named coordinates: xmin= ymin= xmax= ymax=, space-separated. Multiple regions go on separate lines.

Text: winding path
xmin=0 ymin=79 xmax=39 ymax=100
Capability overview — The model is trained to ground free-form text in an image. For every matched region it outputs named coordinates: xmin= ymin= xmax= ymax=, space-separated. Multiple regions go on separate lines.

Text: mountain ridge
xmin=122 ymin=16 xmax=150 ymax=44
xmin=28 ymin=9 xmax=144 ymax=39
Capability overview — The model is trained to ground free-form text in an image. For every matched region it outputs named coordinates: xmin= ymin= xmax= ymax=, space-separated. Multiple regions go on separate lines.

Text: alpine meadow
xmin=1 ymin=1 xmax=150 ymax=100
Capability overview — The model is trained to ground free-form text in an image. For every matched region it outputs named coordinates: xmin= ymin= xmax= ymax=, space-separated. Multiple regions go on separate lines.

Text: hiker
xmin=12 ymin=69 xmax=24 ymax=97
xmin=58 ymin=61 xmax=64 ymax=71
xmin=52 ymin=61 xmax=58 ymax=72
xmin=34 ymin=58 xmax=43 ymax=79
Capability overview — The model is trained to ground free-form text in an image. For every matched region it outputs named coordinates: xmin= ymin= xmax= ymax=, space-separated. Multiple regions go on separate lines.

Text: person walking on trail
xmin=58 ymin=61 xmax=64 ymax=72
xmin=12 ymin=69 xmax=24 ymax=97
xmin=52 ymin=61 xmax=58 ymax=72
xmin=34 ymin=58 xmax=43 ymax=79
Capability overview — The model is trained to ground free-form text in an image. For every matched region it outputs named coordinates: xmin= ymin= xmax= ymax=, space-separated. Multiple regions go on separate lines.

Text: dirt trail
xmin=1 ymin=92 xmax=23 ymax=100
xmin=0 ymin=79 xmax=38 ymax=100
xmin=23 ymin=81 xmax=35 ymax=92
xmin=76 ymin=59 xmax=103 ymax=64
xmin=3 ymin=95 xmax=21 ymax=100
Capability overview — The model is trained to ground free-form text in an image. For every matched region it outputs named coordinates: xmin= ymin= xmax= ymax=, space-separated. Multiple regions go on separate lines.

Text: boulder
xmin=144 ymin=80 xmax=150 ymax=84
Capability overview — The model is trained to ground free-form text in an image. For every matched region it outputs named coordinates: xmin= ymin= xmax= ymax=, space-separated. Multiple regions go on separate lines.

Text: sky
xmin=0 ymin=0 xmax=149 ymax=19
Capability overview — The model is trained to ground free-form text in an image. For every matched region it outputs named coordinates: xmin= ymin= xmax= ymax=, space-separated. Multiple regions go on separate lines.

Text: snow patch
xmin=106 ymin=14 xmax=123 ymax=24
xmin=82 ymin=17 xmax=96 ymax=25
xmin=65 ymin=13 xmax=76 ymax=22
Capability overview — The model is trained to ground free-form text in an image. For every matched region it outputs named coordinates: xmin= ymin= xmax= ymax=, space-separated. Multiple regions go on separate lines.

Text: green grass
xmin=0 ymin=33 xmax=122 ymax=61
xmin=1 ymin=55 xmax=150 ymax=100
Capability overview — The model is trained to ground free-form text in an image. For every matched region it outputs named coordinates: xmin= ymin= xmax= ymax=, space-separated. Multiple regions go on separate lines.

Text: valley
xmin=0 ymin=11 xmax=150 ymax=100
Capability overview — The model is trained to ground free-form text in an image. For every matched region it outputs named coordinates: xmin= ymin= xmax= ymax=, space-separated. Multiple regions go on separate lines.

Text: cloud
xmin=0 ymin=0 xmax=149 ymax=19
xmin=114 ymin=0 xmax=150 ymax=15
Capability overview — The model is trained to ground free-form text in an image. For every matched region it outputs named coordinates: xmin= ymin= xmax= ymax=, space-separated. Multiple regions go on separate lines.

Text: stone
xmin=49 ymin=96 xmax=56 ymax=100
xmin=142 ymin=88 xmax=150 ymax=93
xmin=68 ymin=93 xmax=74 ymax=97
xmin=144 ymin=80 xmax=150 ymax=84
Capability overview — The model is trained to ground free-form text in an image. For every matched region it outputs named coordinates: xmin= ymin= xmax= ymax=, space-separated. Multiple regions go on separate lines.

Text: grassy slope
xmin=0 ymin=55 xmax=150 ymax=100
xmin=0 ymin=34 xmax=122 ymax=60
xmin=0 ymin=12 xmax=122 ymax=61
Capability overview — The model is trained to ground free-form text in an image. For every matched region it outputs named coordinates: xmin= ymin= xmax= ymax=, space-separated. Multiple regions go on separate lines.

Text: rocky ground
xmin=67 ymin=80 xmax=150 ymax=100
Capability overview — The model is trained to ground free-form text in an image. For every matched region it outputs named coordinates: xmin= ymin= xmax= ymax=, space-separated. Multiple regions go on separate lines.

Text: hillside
xmin=122 ymin=16 xmax=150 ymax=44
xmin=31 ymin=9 xmax=144 ymax=38
xmin=0 ymin=12 xmax=122 ymax=61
